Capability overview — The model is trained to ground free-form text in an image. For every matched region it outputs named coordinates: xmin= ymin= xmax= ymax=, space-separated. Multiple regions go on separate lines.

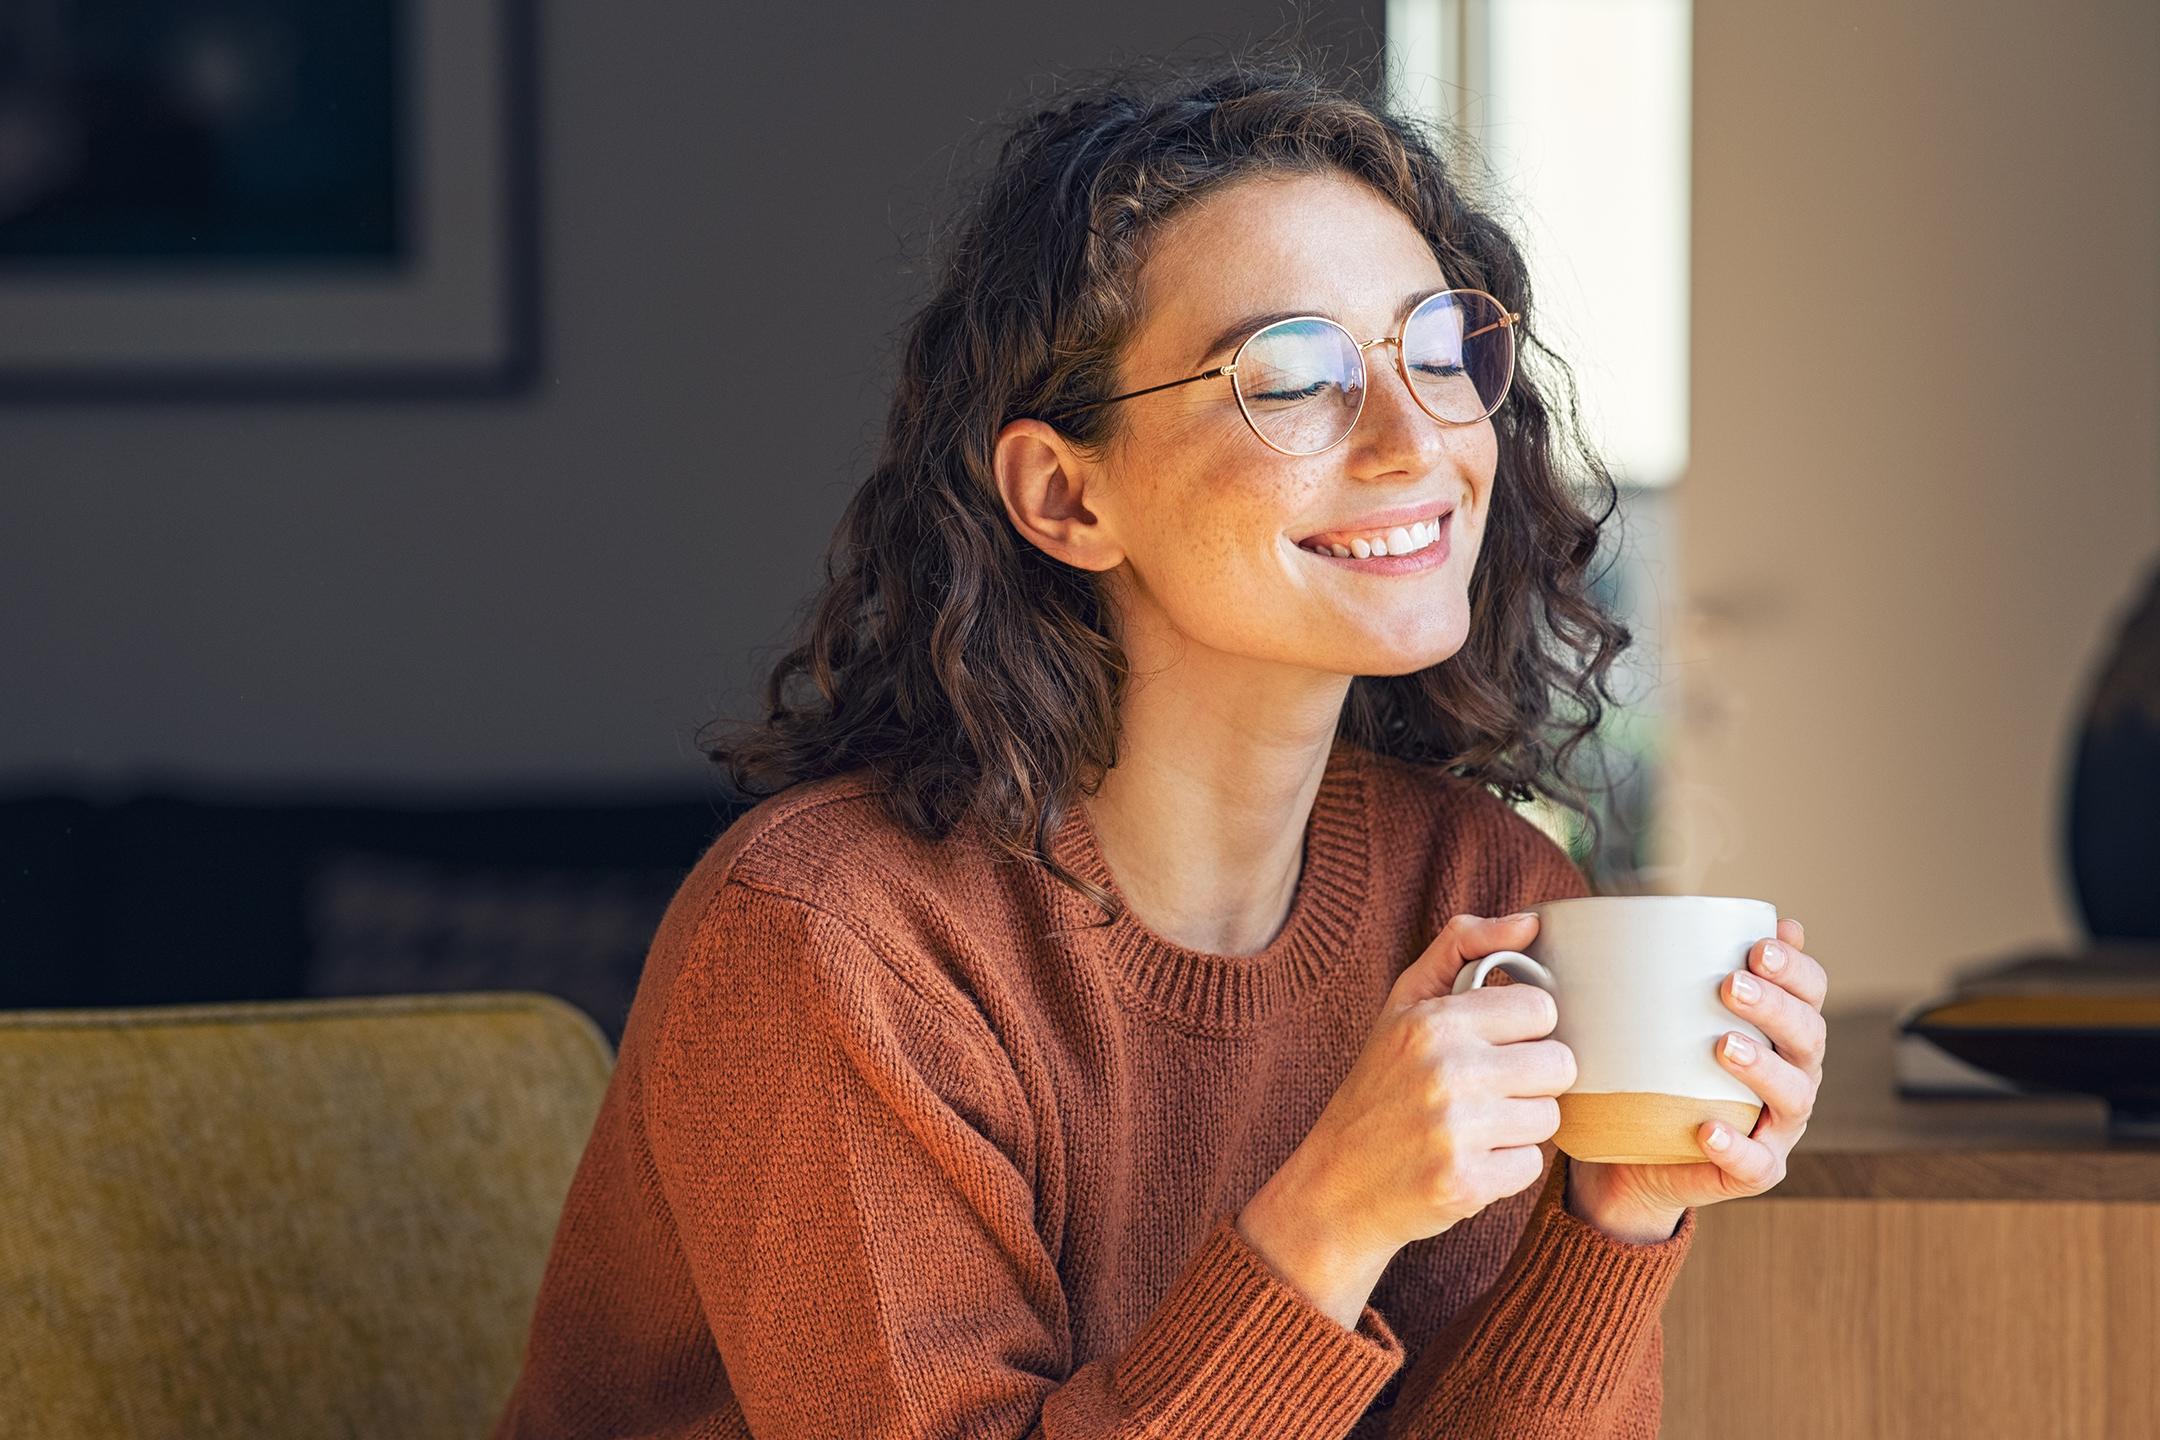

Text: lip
xmin=1297 ymin=509 xmax=1452 ymax=574
xmin=1295 ymin=499 xmax=1457 ymax=546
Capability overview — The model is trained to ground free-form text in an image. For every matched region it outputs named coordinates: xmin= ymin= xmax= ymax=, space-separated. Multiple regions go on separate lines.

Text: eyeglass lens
xmin=1233 ymin=290 xmax=1513 ymax=454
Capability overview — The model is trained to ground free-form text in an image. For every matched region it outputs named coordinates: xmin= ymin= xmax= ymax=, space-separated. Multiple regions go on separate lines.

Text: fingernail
xmin=1732 ymin=972 xmax=1761 ymax=1003
xmin=1723 ymin=1033 xmax=1757 ymax=1064
xmin=1705 ymin=1125 xmax=1731 ymax=1152
xmin=1760 ymin=940 xmax=1785 ymax=974
xmin=1506 ymin=912 xmax=1537 ymax=923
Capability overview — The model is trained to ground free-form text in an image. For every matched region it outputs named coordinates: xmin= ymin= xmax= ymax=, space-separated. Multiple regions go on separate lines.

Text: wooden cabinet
xmin=1660 ymin=1006 xmax=2160 ymax=1438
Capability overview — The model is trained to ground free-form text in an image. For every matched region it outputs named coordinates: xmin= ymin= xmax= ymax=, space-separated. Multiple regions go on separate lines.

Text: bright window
xmin=1386 ymin=0 xmax=1691 ymax=489
xmin=1386 ymin=0 xmax=1694 ymax=885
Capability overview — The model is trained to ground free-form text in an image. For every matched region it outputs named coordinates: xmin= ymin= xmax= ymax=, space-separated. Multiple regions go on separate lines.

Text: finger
xmin=1778 ymin=916 xmax=1806 ymax=953
xmin=1722 ymin=968 xmax=1828 ymax=1078
xmin=1394 ymin=912 xmax=1541 ymax=1006
xmin=1451 ymin=981 xmax=1560 ymax=1044
xmin=1696 ymin=1114 xmax=1786 ymax=1195
xmin=1714 ymin=1027 xmax=1816 ymax=1148
xmin=1752 ymin=933 xmax=1828 ymax=1011
xmin=1485 ymin=1036 xmax=1577 ymax=1098
xmin=1491 ymin=1095 xmax=1564 ymax=1149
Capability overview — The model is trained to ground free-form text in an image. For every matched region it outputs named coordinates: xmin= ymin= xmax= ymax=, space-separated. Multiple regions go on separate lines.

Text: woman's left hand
xmin=1566 ymin=917 xmax=1829 ymax=1233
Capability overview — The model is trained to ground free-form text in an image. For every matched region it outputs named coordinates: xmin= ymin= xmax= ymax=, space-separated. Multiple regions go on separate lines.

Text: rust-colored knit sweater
xmin=492 ymin=736 xmax=1697 ymax=1438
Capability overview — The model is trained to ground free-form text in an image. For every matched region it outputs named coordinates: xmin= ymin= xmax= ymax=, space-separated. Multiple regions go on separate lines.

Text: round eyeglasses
xmin=1043 ymin=287 xmax=1520 ymax=456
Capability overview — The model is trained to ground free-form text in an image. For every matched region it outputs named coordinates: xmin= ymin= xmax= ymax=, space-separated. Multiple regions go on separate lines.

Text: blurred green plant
xmin=1513 ymin=703 xmax=1662 ymax=894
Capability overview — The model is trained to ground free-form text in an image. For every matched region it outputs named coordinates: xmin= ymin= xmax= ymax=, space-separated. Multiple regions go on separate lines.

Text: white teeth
xmin=1302 ymin=513 xmax=1447 ymax=558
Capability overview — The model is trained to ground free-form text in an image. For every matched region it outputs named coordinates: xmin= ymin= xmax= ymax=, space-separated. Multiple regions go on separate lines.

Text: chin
xmin=1361 ymin=608 xmax=1471 ymax=672
xmin=1333 ymin=633 xmax=1468 ymax=679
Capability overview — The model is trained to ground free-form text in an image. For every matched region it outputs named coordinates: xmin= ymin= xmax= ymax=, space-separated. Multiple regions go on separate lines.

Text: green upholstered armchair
xmin=0 ymin=991 xmax=613 ymax=1439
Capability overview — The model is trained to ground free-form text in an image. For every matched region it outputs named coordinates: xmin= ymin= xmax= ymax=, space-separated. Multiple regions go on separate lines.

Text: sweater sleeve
xmin=644 ymin=877 xmax=1406 ymax=1439
xmin=1377 ymin=826 xmax=1697 ymax=1440
xmin=1378 ymin=1150 xmax=1694 ymax=1439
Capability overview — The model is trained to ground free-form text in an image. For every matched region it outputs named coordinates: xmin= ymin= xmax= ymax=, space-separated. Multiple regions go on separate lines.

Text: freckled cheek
xmin=1197 ymin=530 xmax=1272 ymax=590
xmin=1155 ymin=436 xmax=1322 ymax=566
xmin=1125 ymin=505 xmax=1253 ymax=591
xmin=1186 ymin=480 xmax=1300 ymax=559
xmin=1460 ymin=430 xmax=1500 ymax=508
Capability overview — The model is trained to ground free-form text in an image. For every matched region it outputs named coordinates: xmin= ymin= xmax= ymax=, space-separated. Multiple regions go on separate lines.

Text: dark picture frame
xmin=0 ymin=0 xmax=540 ymax=400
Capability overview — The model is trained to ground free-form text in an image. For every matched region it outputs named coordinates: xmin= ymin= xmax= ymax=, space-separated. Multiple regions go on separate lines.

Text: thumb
xmin=1391 ymin=911 xmax=1542 ymax=1008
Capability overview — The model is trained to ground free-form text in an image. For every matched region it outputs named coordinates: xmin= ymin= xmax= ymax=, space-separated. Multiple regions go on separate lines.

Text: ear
xmin=991 ymin=419 xmax=1125 ymax=573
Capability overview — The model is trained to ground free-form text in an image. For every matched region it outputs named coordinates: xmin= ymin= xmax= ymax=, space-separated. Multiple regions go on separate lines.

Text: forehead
xmin=1131 ymin=170 xmax=1451 ymax=352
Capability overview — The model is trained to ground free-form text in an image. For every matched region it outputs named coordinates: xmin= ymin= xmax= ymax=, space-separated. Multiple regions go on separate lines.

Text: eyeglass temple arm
xmin=1462 ymin=311 xmax=1519 ymax=341
xmin=1051 ymin=365 xmax=1232 ymax=416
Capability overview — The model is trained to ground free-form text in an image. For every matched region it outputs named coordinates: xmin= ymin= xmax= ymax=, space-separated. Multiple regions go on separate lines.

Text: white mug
xmin=1449 ymin=894 xmax=1778 ymax=1164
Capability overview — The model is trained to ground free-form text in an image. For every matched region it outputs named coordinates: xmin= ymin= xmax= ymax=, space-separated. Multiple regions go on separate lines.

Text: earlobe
xmin=990 ymin=419 xmax=1124 ymax=573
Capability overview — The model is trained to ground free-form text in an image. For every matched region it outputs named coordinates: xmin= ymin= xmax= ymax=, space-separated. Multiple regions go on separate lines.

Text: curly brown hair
xmin=699 ymin=39 xmax=1636 ymax=923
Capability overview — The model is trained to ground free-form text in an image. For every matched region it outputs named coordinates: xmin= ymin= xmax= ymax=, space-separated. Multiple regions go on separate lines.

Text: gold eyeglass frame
xmin=1044 ymin=287 xmax=1522 ymax=457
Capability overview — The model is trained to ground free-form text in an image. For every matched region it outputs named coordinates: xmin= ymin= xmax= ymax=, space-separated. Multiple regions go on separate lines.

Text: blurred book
xmin=1893 ymin=942 xmax=2160 ymax=1099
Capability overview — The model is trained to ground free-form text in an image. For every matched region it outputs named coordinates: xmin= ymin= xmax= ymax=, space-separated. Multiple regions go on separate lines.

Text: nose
xmin=1347 ymin=336 xmax=1456 ymax=469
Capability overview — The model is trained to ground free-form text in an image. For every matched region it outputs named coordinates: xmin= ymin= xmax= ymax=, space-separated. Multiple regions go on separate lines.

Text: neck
xmin=1082 ymin=646 xmax=1352 ymax=956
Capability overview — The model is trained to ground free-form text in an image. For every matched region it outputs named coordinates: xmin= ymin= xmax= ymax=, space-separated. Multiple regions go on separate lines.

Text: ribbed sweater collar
xmin=1046 ymin=737 xmax=1373 ymax=1034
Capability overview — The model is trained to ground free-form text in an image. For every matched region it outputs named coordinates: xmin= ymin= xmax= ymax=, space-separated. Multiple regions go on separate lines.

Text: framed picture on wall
xmin=0 ymin=0 xmax=539 ymax=399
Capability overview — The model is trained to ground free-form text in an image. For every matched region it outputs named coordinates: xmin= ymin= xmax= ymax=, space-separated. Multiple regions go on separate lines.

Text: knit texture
xmin=492 ymin=736 xmax=1697 ymax=1438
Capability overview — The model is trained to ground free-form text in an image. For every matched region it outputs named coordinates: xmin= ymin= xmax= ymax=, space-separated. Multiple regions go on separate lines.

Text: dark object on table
xmin=2065 ymin=553 xmax=2160 ymax=940
xmin=0 ymin=781 xmax=747 ymax=1045
xmin=1897 ymin=942 xmax=2160 ymax=1142
xmin=1908 ymin=551 xmax=2160 ymax=1124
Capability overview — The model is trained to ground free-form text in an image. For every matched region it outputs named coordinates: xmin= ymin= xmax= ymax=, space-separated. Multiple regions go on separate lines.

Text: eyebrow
xmin=1192 ymin=284 xmax=1446 ymax=367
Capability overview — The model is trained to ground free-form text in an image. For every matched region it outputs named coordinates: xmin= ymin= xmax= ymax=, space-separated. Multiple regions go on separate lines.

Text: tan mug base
xmin=1556 ymin=1091 xmax=1764 ymax=1165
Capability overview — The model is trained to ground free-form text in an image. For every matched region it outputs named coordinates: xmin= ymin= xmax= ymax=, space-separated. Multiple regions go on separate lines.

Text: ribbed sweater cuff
xmin=1111 ymin=1215 xmax=1405 ymax=1433
xmin=1437 ymin=1152 xmax=1695 ymax=1413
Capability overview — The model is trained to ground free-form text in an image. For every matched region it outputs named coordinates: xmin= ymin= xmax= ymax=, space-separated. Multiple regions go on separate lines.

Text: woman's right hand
xmin=1234 ymin=912 xmax=1577 ymax=1325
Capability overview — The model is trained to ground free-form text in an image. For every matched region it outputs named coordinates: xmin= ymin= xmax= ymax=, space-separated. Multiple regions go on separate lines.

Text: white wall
xmin=1664 ymin=0 xmax=2160 ymax=1007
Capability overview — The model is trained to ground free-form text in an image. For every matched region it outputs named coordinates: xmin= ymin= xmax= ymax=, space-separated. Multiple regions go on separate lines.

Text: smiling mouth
xmin=1296 ymin=508 xmax=1453 ymax=559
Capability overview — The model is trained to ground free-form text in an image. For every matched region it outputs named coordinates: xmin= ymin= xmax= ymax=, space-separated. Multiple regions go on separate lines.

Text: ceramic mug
xmin=1449 ymin=894 xmax=1778 ymax=1164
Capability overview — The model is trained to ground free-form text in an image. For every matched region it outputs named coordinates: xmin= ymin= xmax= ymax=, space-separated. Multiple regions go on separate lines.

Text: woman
xmin=494 ymin=47 xmax=1829 ymax=1440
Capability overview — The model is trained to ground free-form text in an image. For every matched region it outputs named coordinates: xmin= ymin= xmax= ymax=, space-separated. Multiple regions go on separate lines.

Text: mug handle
xmin=1449 ymin=951 xmax=1558 ymax=998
